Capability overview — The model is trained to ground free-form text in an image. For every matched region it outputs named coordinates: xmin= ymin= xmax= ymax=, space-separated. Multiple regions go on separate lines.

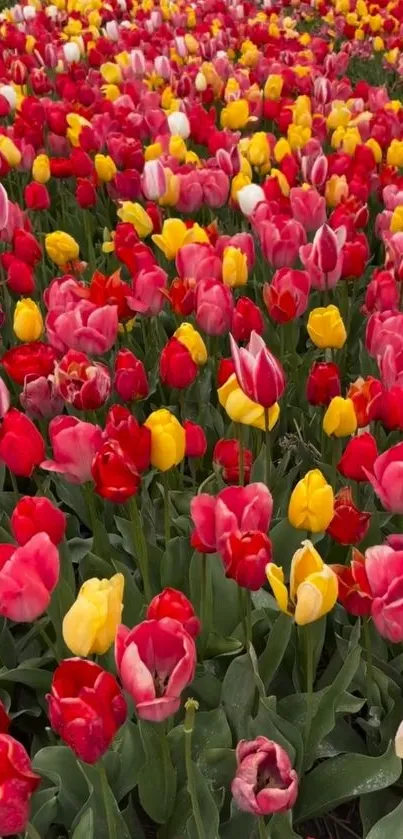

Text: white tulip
xmin=195 ymin=72 xmax=207 ymax=92
xmin=395 ymin=721 xmax=403 ymax=758
xmin=23 ymin=5 xmax=36 ymax=20
xmin=63 ymin=42 xmax=80 ymax=64
xmin=237 ymin=184 xmax=265 ymax=216
xmin=167 ymin=111 xmax=190 ymax=139
xmin=105 ymin=20 xmax=119 ymax=41
xmin=0 ymin=86 xmax=17 ymax=110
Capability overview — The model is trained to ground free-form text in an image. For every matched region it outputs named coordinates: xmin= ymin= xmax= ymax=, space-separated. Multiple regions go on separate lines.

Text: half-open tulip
xmin=288 ymin=469 xmax=334 ymax=532
xmin=266 ymin=540 xmax=338 ymax=625
xmin=231 ymin=737 xmax=298 ymax=816
xmin=230 ymin=331 xmax=286 ymax=409
xmin=63 ymin=574 xmax=124 ymax=656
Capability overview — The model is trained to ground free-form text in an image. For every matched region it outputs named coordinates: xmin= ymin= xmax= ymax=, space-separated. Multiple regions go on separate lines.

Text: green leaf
xmin=221 ymin=804 xmax=255 ymax=839
xmin=0 ymin=617 xmax=17 ymax=669
xmin=161 ymin=536 xmax=192 ymax=592
xmin=72 ymin=809 xmax=94 ymax=839
xmin=258 ymin=612 xmax=293 ymax=690
xmin=138 ymin=721 xmax=177 ymax=823
xmin=110 ymin=721 xmax=145 ymax=801
xmin=30 ymin=788 xmax=58 ymax=836
xmin=252 ymin=697 xmax=303 ymax=770
xmin=221 ymin=653 xmax=257 ymax=739
xmin=270 ymin=520 xmax=306 ymax=575
xmin=33 ymin=747 xmax=89 ymax=828
xmin=360 ymin=789 xmax=403 ymax=836
xmin=47 ymin=577 xmax=75 ymax=657
xmin=270 ymin=813 xmax=302 ymax=839
xmin=295 ymin=742 xmax=402 ymax=823
xmin=184 ymin=762 xmax=220 ymax=839
xmin=367 ymin=800 xmax=403 ymax=839
xmin=75 ymin=762 xmax=131 ymax=839
xmin=0 ymin=666 xmax=52 ymax=691
xmin=203 ymin=748 xmax=237 ymax=788
xmin=169 ymin=708 xmax=232 ymax=786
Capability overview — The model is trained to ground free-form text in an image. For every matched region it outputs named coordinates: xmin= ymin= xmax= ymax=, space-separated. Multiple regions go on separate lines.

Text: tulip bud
xmin=63 ymin=573 xmax=124 ymax=656
xmin=184 ymin=420 xmax=207 ymax=458
xmin=195 ymin=72 xmax=207 ymax=92
xmin=154 ymin=55 xmax=171 ymax=80
xmin=288 ymin=470 xmax=334 ymax=532
xmin=13 ymin=299 xmax=43 ymax=342
xmin=130 ymin=49 xmax=146 ymax=76
xmin=147 ymin=588 xmax=201 ymax=637
xmin=144 ymin=409 xmax=186 ymax=471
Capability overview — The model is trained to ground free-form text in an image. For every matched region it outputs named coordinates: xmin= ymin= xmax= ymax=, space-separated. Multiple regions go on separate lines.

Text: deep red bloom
xmin=213 ymin=438 xmax=253 ymax=484
xmin=347 ymin=376 xmax=383 ymax=427
xmin=217 ymin=358 xmax=235 ymax=387
xmin=379 ymin=386 xmax=403 ymax=431
xmin=363 ymin=270 xmax=399 ymax=315
xmin=11 ymin=496 xmax=66 ymax=546
xmin=341 ymin=234 xmax=369 ymax=279
xmin=54 ymin=349 xmax=111 ymax=410
xmin=331 ymin=549 xmax=372 ymax=616
xmin=306 ymin=361 xmax=341 ymax=406
xmin=76 ymin=178 xmax=97 ymax=209
xmin=184 ymin=420 xmax=207 ymax=458
xmin=0 ymin=734 xmax=40 ymax=836
xmin=76 ymin=269 xmax=133 ymax=320
xmin=50 ymin=158 xmax=73 ymax=179
xmin=160 ymin=338 xmax=197 ymax=389
xmin=263 ymin=268 xmax=310 ymax=324
xmin=221 ymin=530 xmax=272 ymax=590
xmin=0 ymin=409 xmax=45 ymax=477
xmin=13 ymin=230 xmax=42 ymax=265
xmin=146 ymin=588 xmax=201 ymax=637
xmin=47 ymin=658 xmax=126 ymax=764
xmin=24 ymin=182 xmax=50 ymax=211
xmin=338 ymin=433 xmax=378 ymax=482
xmin=326 ymin=488 xmax=371 ymax=545
xmin=168 ymin=277 xmax=196 ymax=316
xmin=4 ymin=257 xmax=35 ymax=294
xmin=92 ymin=440 xmax=140 ymax=502
xmin=105 ymin=405 xmax=151 ymax=473
xmin=1 ymin=343 xmax=57 ymax=385
xmin=114 ymin=348 xmax=149 ymax=402
xmin=231 ymin=297 xmax=264 ymax=342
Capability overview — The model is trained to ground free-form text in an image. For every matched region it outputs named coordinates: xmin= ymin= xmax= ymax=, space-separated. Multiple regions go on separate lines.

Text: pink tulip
xmin=46 ymin=300 xmax=118 ymax=355
xmin=231 ymin=737 xmax=298 ymax=816
xmin=0 ymin=533 xmax=59 ymax=622
xmin=0 ymin=183 xmax=9 ymax=231
xmin=20 ymin=375 xmax=63 ymax=419
xmin=200 ymin=169 xmax=230 ymax=208
xmin=216 ymin=233 xmax=255 ymax=270
xmin=290 ymin=187 xmax=326 ymax=233
xmin=378 ymin=344 xmax=403 ymax=389
xmin=216 ymin=146 xmax=241 ymax=176
xmin=176 ymin=172 xmax=203 ymax=213
xmin=0 ymin=377 xmax=10 ymax=418
xmin=176 ymin=243 xmax=222 ymax=283
xmin=115 ymin=618 xmax=196 ymax=722
xmin=141 ymin=160 xmax=166 ymax=201
xmin=190 ymin=482 xmax=273 ymax=553
xmin=258 ymin=217 xmax=306 ymax=268
xmin=366 ymin=311 xmax=403 ymax=359
xmin=195 ymin=278 xmax=234 ymax=336
xmin=300 ymin=224 xmax=346 ymax=290
xmin=43 ymin=275 xmax=83 ymax=310
xmin=363 ymin=271 xmax=399 ymax=315
xmin=230 ymin=331 xmax=286 ymax=408
xmin=365 ymin=544 xmax=403 ymax=642
xmin=130 ymin=266 xmax=167 ymax=316
xmin=365 ymin=442 xmax=403 ymax=513
xmin=41 ymin=415 xmax=103 ymax=483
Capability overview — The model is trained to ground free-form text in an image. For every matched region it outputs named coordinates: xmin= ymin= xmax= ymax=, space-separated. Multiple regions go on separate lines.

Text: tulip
xmin=46 ymin=300 xmax=118 ymax=355
xmin=105 ymin=405 xmax=151 ymax=474
xmin=0 ymin=408 xmax=45 ymax=477
xmin=263 ymin=268 xmax=310 ymax=324
xmin=114 ymin=349 xmax=149 ymax=402
xmin=54 ymin=350 xmax=111 ymax=410
xmin=20 ymin=375 xmax=63 ymax=420
xmin=32 ymin=153 xmax=50 ymax=184
xmin=222 ymin=247 xmax=248 ymax=288
xmin=231 ymin=298 xmax=264 ymax=343
xmin=267 ymin=540 xmax=338 ymax=624
xmin=117 ymin=202 xmax=153 ymax=238
xmin=217 ymin=358 xmax=235 ymax=387
xmin=195 ymin=278 xmax=234 ymax=336
xmin=0 ymin=532 xmax=59 ymax=622
xmin=363 ymin=270 xmax=398 ymax=315
xmin=0 ymin=377 xmax=9 ymax=419
xmin=184 ymin=421 xmax=207 ymax=458
xmin=337 ymin=433 xmax=378 ymax=482
xmin=300 ymin=225 xmax=346 ymax=290
xmin=365 ymin=442 xmax=403 ymax=513
xmin=288 ymin=469 xmax=334 ymax=532
xmin=115 ymin=618 xmax=196 ymax=722
xmin=173 ymin=323 xmax=207 ymax=365
xmin=0 ymin=734 xmax=40 ymax=836
xmin=152 ymin=219 xmax=208 ymax=260
xmin=94 ymin=154 xmax=117 ymax=183
xmin=218 ymin=373 xmax=280 ymax=431
xmin=331 ymin=549 xmax=372 ymax=616
xmin=63 ymin=573 xmax=124 ymax=656
xmin=41 ymin=415 xmax=103 ymax=484
xmin=13 ymin=299 xmax=43 ymax=342
xmin=130 ymin=266 xmax=168 ymax=317
xmin=11 ymin=496 xmax=66 ymax=546
xmin=290 ymin=187 xmax=326 ymax=233
xmin=258 ymin=218 xmax=306 ymax=269
xmin=200 ymin=169 xmax=230 ymax=208
xmin=142 ymin=160 xmax=166 ymax=201
xmin=326 ymin=488 xmax=370 ymax=545
xmin=237 ymin=183 xmax=265 ymax=216
xmin=25 ymin=181 xmax=51 ymax=210
xmin=323 ymin=396 xmax=358 ymax=438
xmin=365 ymin=544 xmax=403 ymax=642
xmin=0 ymin=136 xmax=21 ymax=166
xmin=231 ymin=737 xmax=298 ymax=816
xmin=45 ymin=231 xmax=79 ymax=266
xmin=47 ymin=659 xmax=127 ymax=763
xmin=144 ymin=409 xmax=185 ymax=472
xmin=230 ymin=331 xmax=286 ymax=410
xmin=13 ymin=231 xmax=42 ymax=266
xmin=213 ymin=438 xmax=253 ymax=484
xmin=307 ymin=305 xmax=347 ymax=349
xmin=147 ymin=588 xmax=201 ymax=637
xmin=306 ymin=362 xmax=341 ymax=406
xmin=63 ymin=41 xmax=80 ymax=63
xmin=160 ymin=338 xmax=198 ymax=390
xmin=92 ymin=440 xmax=141 ymax=502
xmin=167 ymin=112 xmax=190 ymax=138
xmin=366 ymin=312 xmax=403 ymax=361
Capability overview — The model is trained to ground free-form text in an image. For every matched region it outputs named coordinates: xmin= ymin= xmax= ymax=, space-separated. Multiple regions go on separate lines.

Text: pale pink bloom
xmin=0 ymin=533 xmax=59 ymax=622
xmin=0 ymin=378 xmax=10 ymax=419
xmin=231 ymin=737 xmax=298 ymax=816
xmin=176 ymin=172 xmax=203 ymax=213
xmin=46 ymin=300 xmax=118 ymax=355
xmin=200 ymin=169 xmax=230 ymax=208
xmin=20 ymin=375 xmax=63 ymax=420
xmin=41 ymin=415 xmax=103 ymax=483
xmin=130 ymin=266 xmax=167 ymax=316
xmin=365 ymin=544 xmax=403 ymax=642
xmin=365 ymin=442 xmax=403 ymax=514
xmin=259 ymin=217 xmax=306 ymax=269
xmin=176 ymin=242 xmax=222 ymax=283
xmin=141 ymin=159 xmax=166 ymax=201
xmin=195 ymin=277 xmax=234 ymax=335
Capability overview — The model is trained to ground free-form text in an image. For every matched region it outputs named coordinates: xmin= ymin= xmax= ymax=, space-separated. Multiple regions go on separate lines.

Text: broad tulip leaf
xmin=33 ymin=747 xmax=89 ymax=828
xmin=72 ymin=809 xmax=94 ymax=839
xmin=295 ymin=742 xmax=402 ymax=822
xmin=76 ymin=762 xmax=131 ymax=839
xmin=258 ymin=611 xmax=293 ymax=690
xmin=184 ymin=762 xmax=220 ymax=839
xmin=0 ymin=666 xmax=52 ymax=691
xmin=221 ymin=653 xmax=258 ymax=739
xmin=367 ymin=800 xmax=403 ymax=839
xmin=138 ymin=721 xmax=177 ymax=823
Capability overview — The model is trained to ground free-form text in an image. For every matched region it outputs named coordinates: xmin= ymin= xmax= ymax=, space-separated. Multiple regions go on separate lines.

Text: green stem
xmin=163 ymin=471 xmax=171 ymax=547
xmin=199 ymin=554 xmax=212 ymax=660
xmin=184 ymin=700 xmax=205 ymax=839
xmin=24 ymin=823 xmax=42 ymax=839
xmin=237 ymin=423 xmax=245 ymax=486
xmin=238 ymin=587 xmax=247 ymax=648
xmin=128 ymin=495 xmax=152 ymax=602
xmin=39 ymin=627 xmax=61 ymax=662
xmin=303 ymin=624 xmax=315 ymax=754
xmin=363 ymin=617 xmax=374 ymax=709
xmin=9 ymin=468 xmax=18 ymax=494
xmin=258 ymin=816 xmax=267 ymax=839
xmin=83 ymin=482 xmax=102 ymax=554
xmin=244 ymin=589 xmax=252 ymax=651
xmin=264 ymin=408 xmax=271 ymax=488
xmin=98 ymin=762 xmax=117 ymax=839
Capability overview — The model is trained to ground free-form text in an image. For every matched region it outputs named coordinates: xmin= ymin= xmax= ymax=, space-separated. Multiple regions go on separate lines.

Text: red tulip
xmin=76 ymin=178 xmax=97 ymax=208
xmin=217 ymin=358 xmax=235 ymax=387
xmin=5 ymin=257 xmax=35 ymax=294
xmin=11 ymin=496 xmax=66 ymax=546
xmin=331 ymin=549 xmax=372 ymax=616
xmin=326 ymin=488 xmax=370 ymax=546
xmin=231 ymin=297 xmax=264 ymax=342
xmin=184 ymin=420 xmax=207 ymax=458
xmin=230 ymin=331 xmax=286 ymax=408
xmin=341 ymin=233 xmax=369 ymax=279
xmin=0 ymin=409 xmax=45 ymax=477
xmin=213 ymin=438 xmax=253 ymax=484
xmin=24 ymin=182 xmax=50 ymax=210
xmin=114 ymin=348 xmax=149 ymax=402
xmin=41 ymin=415 xmax=103 ymax=484
xmin=47 ymin=659 xmax=127 ymax=764
xmin=160 ymin=338 xmax=198 ymax=389
xmin=105 ymin=405 xmax=151 ymax=473
xmin=306 ymin=362 xmax=341 ymax=406
xmin=0 ymin=699 xmax=9 ymax=733
xmin=54 ymin=349 xmax=111 ymax=410
xmin=347 ymin=376 xmax=383 ymax=427
xmin=0 ymin=734 xmax=40 ymax=836
xmin=146 ymin=588 xmax=201 ymax=637
xmin=264 ymin=268 xmax=310 ymax=324
xmin=338 ymin=433 xmax=378 ymax=482
xmin=222 ymin=530 xmax=272 ymax=590
xmin=92 ymin=440 xmax=141 ymax=502
xmin=77 ymin=270 xmax=133 ymax=322
xmin=363 ymin=270 xmax=398 ymax=315
xmin=231 ymin=737 xmax=298 ymax=816
xmin=115 ymin=618 xmax=196 ymax=722
xmin=191 ymin=483 xmax=273 ymax=560
xmin=13 ymin=229 xmax=41 ymax=265
xmin=0 ymin=532 xmax=59 ymax=622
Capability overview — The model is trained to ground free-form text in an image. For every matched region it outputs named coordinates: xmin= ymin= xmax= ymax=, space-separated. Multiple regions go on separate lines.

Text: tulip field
xmin=4 ymin=0 xmax=403 ymax=838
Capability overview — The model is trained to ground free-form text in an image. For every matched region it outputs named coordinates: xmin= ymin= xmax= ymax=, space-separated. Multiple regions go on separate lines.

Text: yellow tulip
xmin=387 ymin=139 xmax=403 ymax=168
xmin=100 ymin=61 xmax=122 ymax=84
xmin=287 ymin=124 xmax=311 ymax=151
xmin=218 ymin=373 xmax=279 ymax=430
xmin=391 ymin=206 xmax=403 ymax=233
xmin=94 ymin=154 xmax=117 ymax=182
xmin=32 ymin=153 xmax=50 ymax=184
xmin=66 ymin=112 xmax=91 ymax=147
xmin=220 ymin=99 xmax=250 ymax=130
xmin=264 ymin=74 xmax=283 ymax=100
xmin=145 ymin=142 xmax=163 ymax=161
xmin=231 ymin=172 xmax=251 ymax=203
xmin=325 ymin=174 xmax=349 ymax=207
xmin=63 ymin=573 xmax=124 ymax=656
xmin=288 ymin=469 xmax=334 ymax=532
xmin=152 ymin=218 xmax=208 ymax=260
xmin=222 ymin=246 xmax=248 ymax=288
xmin=13 ymin=299 xmax=44 ymax=342
xmin=248 ymin=132 xmax=270 ymax=168
xmin=144 ymin=409 xmax=186 ymax=471
xmin=307 ymin=305 xmax=347 ymax=349
xmin=274 ymin=138 xmax=292 ymax=163
xmin=174 ymin=323 xmax=207 ymax=365
xmin=169 ymin=135 xmax=187 ymax=161
xmin=366 ymin=138 xmax=382 ymax=164
xmin=0 ymin=136 xmax=21 ymax=167
xmin=266 ymin=540 xmax=338 ymax=625
xmin=117 ymin=202 xmax=153 ymax=238
xmin=323 ymin=396 xmax=358 ymax=437
xmin=45 ymin=231 xmax=79 ymax=266
xmin=159 ymin=168 xmax=180 ymax=207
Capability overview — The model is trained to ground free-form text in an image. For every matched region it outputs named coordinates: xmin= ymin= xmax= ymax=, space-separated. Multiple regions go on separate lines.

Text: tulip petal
xmin=266 ymin=564 xmax=291 ymax=615
xmin=295 ymin=567 xmax=338 ymax=625
xmin=290 ymin=540 xmax=323 ymax=604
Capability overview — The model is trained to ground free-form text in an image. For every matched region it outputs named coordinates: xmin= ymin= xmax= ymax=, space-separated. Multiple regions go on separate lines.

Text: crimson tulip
xmin=11 ymin=496 xmax=66 ymax=546
xmin=213 ymin=438 xmax=253 ymax=484
xmin=338 ymin=433 xmax=378 ymax=482
xmin=0 ymin=734 xmax=40 ymax=836
xmin=0 ymin=409 xmax=45 ymax=477
xmin=92 ymin=440 xmax=141 ymax=502
xmin=326 ymin=488 xmax=370 ymax=546
xmin=160 ymin=338 xmax=198 ymax=389
xmin=114 ymin=348 xmax=149 ymax=402
xmin=105 ymin=405 xmax=151 ymax=473
xmin=146 ymin=588 xmax=201 ymax=637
